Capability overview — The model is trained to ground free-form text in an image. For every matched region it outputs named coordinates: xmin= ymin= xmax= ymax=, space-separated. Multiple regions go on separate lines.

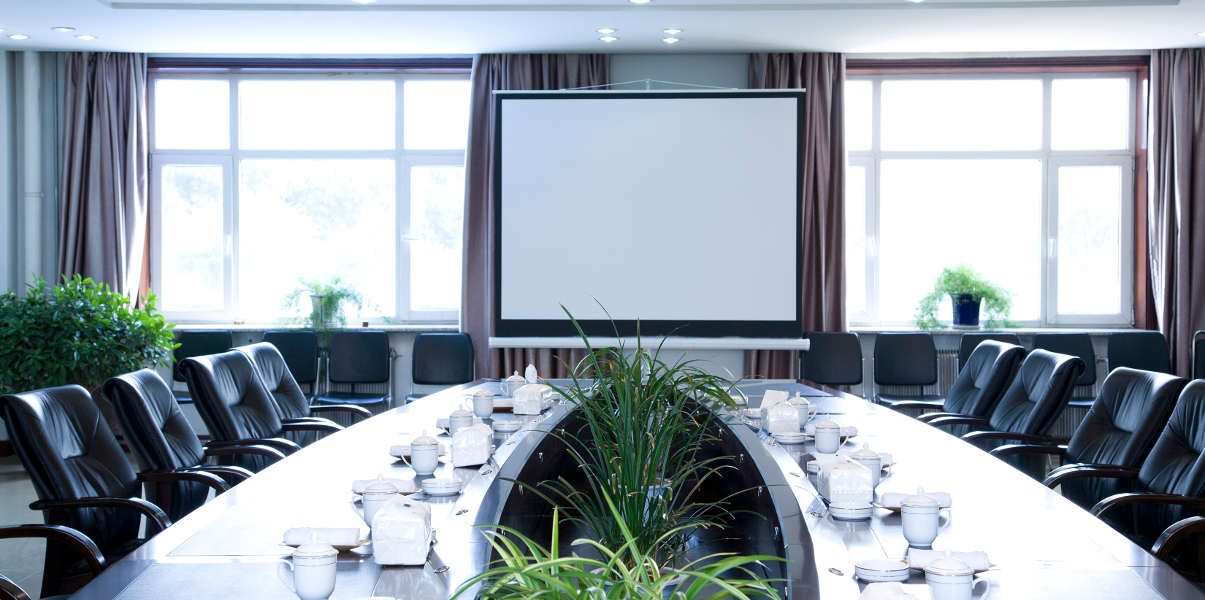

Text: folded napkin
xmin=761 ymin=389 xmax=790 ymax=408
xmin=352 ymin=477 xmax=416 ymax=495
xmin=878 ymin=491 xmax=952 ymax=509
xmin=859 ymin=582 xmax=920 ymax=600
xmin=907 ymin=548 xmax=991 ymax=572
xmin=282 ymin=527 xmax=361 ymax=548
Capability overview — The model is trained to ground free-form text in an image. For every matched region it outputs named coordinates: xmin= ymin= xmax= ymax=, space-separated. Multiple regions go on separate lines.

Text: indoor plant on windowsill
xmin=282 ymin=277 xmax=364 ymax=348
xmin=915 ymin=265 xmax=1014 ymax=330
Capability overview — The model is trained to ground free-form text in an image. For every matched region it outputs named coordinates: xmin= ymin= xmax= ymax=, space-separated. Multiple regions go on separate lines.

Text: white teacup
xmin=901 ymin=488 xmax=941 ymax=548
xmin=813 ymin=420 xmax=842 ymax=454
xmin=408 ymin=437 xmax=440 ymax=476
xmin=278 ymin=542 xmax=337 ymax=600
xmin=361 ymin=477 xmax=400 ymax=529
xmin=925 ymin=554 xmax=988 ymax=600
xmin=448 ymin=409 xmax=474 ymax=435
xmin=472 ymin=390 xmax=494 ymax=419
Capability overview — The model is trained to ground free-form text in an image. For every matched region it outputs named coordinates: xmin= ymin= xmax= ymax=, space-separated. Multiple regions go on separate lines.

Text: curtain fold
xmin=1148 ymin=49 xmax=1205 ymax=377
xmin=58 ymin=52 xmax=149 ymax=300
xmin=744 ymin=52 xmax=846 ymax=379
xmin=460 ymin=54 xmax=611 ymax=378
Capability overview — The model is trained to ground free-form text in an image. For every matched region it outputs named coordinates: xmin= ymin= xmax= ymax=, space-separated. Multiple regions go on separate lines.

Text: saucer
xmin=421 ymin=477 xmax=462 ymax=497
xmin=829 ymin=503 xmax=873 ymax=520
xmin=772 ymin=432 xmax=808 ymax=444
xmin=492 ymin=419 xmax=523 ymax=433
xmin=854 ymin=558 xmax=910 ymax=583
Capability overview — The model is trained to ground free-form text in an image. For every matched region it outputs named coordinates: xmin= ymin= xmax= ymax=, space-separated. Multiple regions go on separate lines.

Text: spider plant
xmin=454 ymin=490 xmax=783 ymax=600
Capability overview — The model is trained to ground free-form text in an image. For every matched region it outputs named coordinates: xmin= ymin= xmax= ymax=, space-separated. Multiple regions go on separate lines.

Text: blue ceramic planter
xmin=951 ymin=293 xmax=981 ymax=328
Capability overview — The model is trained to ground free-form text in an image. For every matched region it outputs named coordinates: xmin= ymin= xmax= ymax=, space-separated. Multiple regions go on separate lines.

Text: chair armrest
xmin=990 ymin=443 xmax=1068 ymax=460
xmin=30 ymin=496 xmax=171 ymax=535
xmin=185 ymin=465 xmax=253 ymax=485
xmin=202 ymin=442 xmax=287 ymax=463
xmin=280 ymin=420 xmax=342 ymax=435
xmin=138 ymin=469 xmax=229 ymax=495
xmin=207 ymin=437 xmax=301 ymax=454
xmin=1042 ymin=464 xmax=1140 ymax=489
xmin=962 ymin=430 xmax=1052 ymax=445
xmin=926 ymin=415 xmax=990 ymax=430
xmin=1153 ymin=516 xmax=1205 ymax=562
xmin=917 ymin=411 xmax=969 ymax=423
xmin=888 ymin=400 xmax=947 ymax=411
xmin=308 ymin=404 xmax=372 ymax=422
xmin=1092 ymin=492 xmax=1205 ymax=520
xmin=0 ymin=524 xmax=105 ymax=575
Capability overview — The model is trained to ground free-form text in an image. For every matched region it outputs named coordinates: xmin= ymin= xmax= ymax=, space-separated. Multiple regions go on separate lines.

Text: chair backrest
xmin=105 ymin=369 xmax=206 ymax=472
xmin=236 ymin=342 xmax=311 ymax=420
xmin=172 ymin=330 xmax=234 ymax=383
xmin=1108 ymin=331 xmax=1173 ymax=375
xmin=986 ymin=349 xmax=1085 ymax=435
xmin=943 ymin=340 xmax=1025 ymax=417
xmin=1031 ymin=333 xmax=1097 ymax=387
xmin=328 ymin=330 xmax=391 ymax=385
xmin=1194 ymin=330 xmax=1205 ymax=380
xmin=0 ymin=385 xmax=140 ymax=552
xmin=412 ymin=333 xmax=474 ymax=386
xmin=180 ymin=350 xmax=284 ymax=442
xmin=873 ymin=332 xmax=937 ymax=387
xmin=1130 ymin=381 xmax=1205 ymax=542
xmin=801 ymin=332 xmax=863 ymax=386
xmin=957 ymin=333 xmax=1021 ymax=370
xmin=263 ymin=330 xmax=319 ymax=386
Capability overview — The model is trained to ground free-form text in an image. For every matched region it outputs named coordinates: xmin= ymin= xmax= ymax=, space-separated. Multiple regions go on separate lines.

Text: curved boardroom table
xmin=69 ymin=380 xmax=1205 ymax=599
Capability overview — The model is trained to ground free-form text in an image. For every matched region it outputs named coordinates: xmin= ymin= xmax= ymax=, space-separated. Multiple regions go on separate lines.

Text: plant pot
xmin=950 ymin=293 xmax=981 ymax=329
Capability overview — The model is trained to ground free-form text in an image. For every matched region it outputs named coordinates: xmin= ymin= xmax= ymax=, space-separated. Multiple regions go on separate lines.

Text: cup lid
xmin=295 ymin=533 xmax=337 ymax=558
xmin=902 ymin=487 xmax=940 ymax=509
xmin=450 ymin=408 xmax=473 ymax=418
xmin=412 ymin=435 xmax=438 ymax=447
xmin=851 ymin=444 xmax=879 ymax=460
xmin=925 ymin=552 xmax=973 ymax=576
xmin=815 ymin=419 xmax=840 ymax=430
xmin=473 ymin=389 xmax=494 ymax=398
xmin=788 ymin=395 xmax=809 ymax=406
xmin=504 ymin=371 xmax=525 ymax=382
xmin=364 ymin=475 xmax=398 ymax=495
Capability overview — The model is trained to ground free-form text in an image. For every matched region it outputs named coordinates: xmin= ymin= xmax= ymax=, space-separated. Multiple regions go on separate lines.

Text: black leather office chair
xmin=172 ymin=330 xmax=233 ymax=403
xmin=957 ymin=333 xmax=1021 ymax=371
xmin=1154 ymin=516 xmax=1205 ymax=581
xmin=1043 ymin=380 xmax=1205 ymax=568
xmin=263 ymin=330 xmax=320 ymax=396
xmin=991 ymin=368 xmax=1185 ymax=509
xmin=237 ymin=342 xmax=369 ymax=432
xmin=106 ymin=369 xmax=285 ymax=521
xmin=874 ymin=332 xmax=941 ymax=410
xmin=910 ymin=340 xmax=1024 ymax=425
xmin=1031 ymin=333 xmax=1097 ymax=407
xmin=404 ymin=333 xmax=474 ymax=403
xmin=1194 ymin=330 xmax=1205 ymax=380
xmin=800 ymin=332 xmax=863 ymax=387
xmin=0 ymin=386 xmax=199 ymax=597
xmin=315 ymin=330 xmax=394 ymax=411
xmin=0 ymin=524 xmax=105 ymax=599
xmin=1107 ymin=331 xmax=1173 ymax=375
xmin=181 ymin=351 xmax=338 ymax=471
xmin=928 ymin=349 xmax=1084 ymax=454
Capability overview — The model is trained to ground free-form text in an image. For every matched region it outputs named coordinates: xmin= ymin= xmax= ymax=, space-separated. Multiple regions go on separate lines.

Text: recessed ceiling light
xmin=663 ymin=27 xmax=683 ymax=35
xmin=8 ymin=34 xmax=29 ymax=40
xmin=597 ymin=27 xmax=616 ymax=34
xmin=600 ymin=35 xmax=619 ymax=43
xmin=662 ymin=36 xmax=680 ymax=44
xmin=629 ymin=0 xmax=652 ymax=5
xmin=52 ymin=26 xmax=76 ymax=33
xmin=75 ymin=34 xmax=97 ymax=41
xmin=907 ymin=0 xmax=925 ymax=3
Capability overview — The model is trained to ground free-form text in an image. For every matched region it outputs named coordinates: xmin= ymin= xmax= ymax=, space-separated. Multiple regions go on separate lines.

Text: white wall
xmin=610 ymin=54 xmax=748 ymax=90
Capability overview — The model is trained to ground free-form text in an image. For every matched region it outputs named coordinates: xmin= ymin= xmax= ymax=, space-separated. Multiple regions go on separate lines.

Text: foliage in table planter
xmin=914 ymin=264 xmax=1014 ymax=329
xmin=0 ymin=275 xmax=175 ymax=395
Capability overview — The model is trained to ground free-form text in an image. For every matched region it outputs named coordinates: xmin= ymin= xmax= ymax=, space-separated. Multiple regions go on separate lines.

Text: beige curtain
xmin=58 ymin=52 xmax=148 ymax=299
xmin=1148 ymin=49 xmax=1205 ymax=377
xmin=744 ymin=53 xmax=846 ymax=379
xmin=460 ymin=54 xmax=611 ymax=378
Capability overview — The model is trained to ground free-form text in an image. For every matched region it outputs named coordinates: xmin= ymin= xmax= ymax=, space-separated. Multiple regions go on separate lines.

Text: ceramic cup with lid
xmin=850 ymin=444 xmax=882 ymax=488
xmin=408 ymin=436 xmax=440 ymax=476
xmin=448 ymin=408 xmax=474 ymax=435
xmin=813 ymin=419 xmax=842 ymax=454
xmin=503 ymin=371 xmax=526 ymax=396
xmin=788 ymin=394 xmax=811 ymax=428
xmin=901 ymin=487 xmax=941 ymax=548
xmin=278 ymin=539 xmax=338 ymax=600
xmin=925 ymin=552 xmax=988 ymax=600
xmin=472 ymin=389 xmax=494 ymax=419
xmin=361 ymin=476 xmax=400 ymax=529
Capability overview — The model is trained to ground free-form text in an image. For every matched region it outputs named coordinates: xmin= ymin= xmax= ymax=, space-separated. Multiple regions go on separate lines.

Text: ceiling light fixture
xmin=597 ymin=27 xmax=616 ymax=34
xmin=75 ymin=34 xmax=97 ymax=41
xmin=600 ymin=35 xmax=619 ymax=43
xmin=8 ymin=34 xmax=29 ymax=40
xmin=907 ymin=0 xmax=925 ymax=3
xmin=629 ymin=0 xmax=652 ymax=5
xmin=662 ymin=36 xmax=680 ymax=44
xmin=663 ymin=27 xmax=682 ymax=35
xmin=52 ymin=26 xmax=76 ymax=32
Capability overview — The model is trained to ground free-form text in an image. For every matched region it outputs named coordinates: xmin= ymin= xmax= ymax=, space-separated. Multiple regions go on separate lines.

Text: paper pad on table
xmin=282 ymin=527 xmax=361 ymax=548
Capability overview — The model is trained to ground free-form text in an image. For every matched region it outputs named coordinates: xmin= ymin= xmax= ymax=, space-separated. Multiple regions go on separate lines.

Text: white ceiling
xmin=0 ymin=0 xmax=1200 ymax=55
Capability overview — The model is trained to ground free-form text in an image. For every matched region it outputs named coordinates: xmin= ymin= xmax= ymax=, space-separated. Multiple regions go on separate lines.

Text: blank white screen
xmin=499 ymin=93 xmax=800 ymax=323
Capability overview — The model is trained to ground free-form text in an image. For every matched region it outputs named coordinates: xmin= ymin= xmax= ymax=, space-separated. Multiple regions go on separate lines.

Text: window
xmin=150 ymin=72 xmax=470 ymax=323
xmin=845 ymin=72 xmax=1136 ymax=327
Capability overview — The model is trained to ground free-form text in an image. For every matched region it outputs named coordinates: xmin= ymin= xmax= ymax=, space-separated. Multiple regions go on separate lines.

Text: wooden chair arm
xmin=962 ymin=430 xmax=1052 ymax=445
xmin=0 ymin=524 xmax=105 ymax=575
xmin=917 ymin=411 xmax=970 ymax=423
xmin=1042 ymin=464 xmax=1139 ymax=489
xmin=138 ymin=469 xmax=229 ymax=495
xmin=30 ymin=496 xmax=171 ymax=535
xmin=202 ymin=442 xmax=286 ymax=463
xmin=990 ymin=443 xmax=1068 ymax=460
xmin=886 ymin=400 xmax=947 ymax=411
xmin=308 ymin=404 xmax=372 ymax=422
xmin=1092 ymin=492 xmax=1205 ymax=520
xmin=185 ymin=465 xmax=253 ymax=484
xmin=207 ymin=437 xmax=301 ymax=454
xmin=926 ymin=415 xmax=990 ymax=430
xmin=280 ymin=420 xmax=342 ymax=435
xmin=1153 ymin=516 xmax=1205 ymax=563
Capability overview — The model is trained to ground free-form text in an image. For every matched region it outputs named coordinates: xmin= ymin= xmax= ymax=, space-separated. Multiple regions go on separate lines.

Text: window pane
xmin=881 ymin=79 xmax=1042 ymax=151
xmin=160 ymin=164 xmax=224 ymax=311
xmin=1052 ymin=79 xmax=1130 ymax=151
xmin=238 ymin=160 xmax=395 ymax=320
xmin=403 ymin=80 xmax=470 ymax=150
xmin=845 ymin=80 xmax=872 ymax=152
xmin=1057 ymin=165 xmax=1123 ymax=315
xmin=879 ymin=159 xmax=1042 ymax=324
xmin=239 ymin=80 xmax=394 ymax=150
xmin=154 ymin=80 xmax=229 ymax=150
xmin=410 ymin=166 xmax=465 ymax=313
xmin=845 ymin=165 xmax=867 ymax=316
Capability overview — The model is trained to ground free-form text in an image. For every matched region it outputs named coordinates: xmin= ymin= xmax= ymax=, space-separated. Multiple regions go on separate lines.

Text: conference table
xmin=70 ymin=379 xmax=1205 ymax=599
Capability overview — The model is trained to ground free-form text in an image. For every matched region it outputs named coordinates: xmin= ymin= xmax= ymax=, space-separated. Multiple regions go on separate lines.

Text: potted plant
xmin=0 ymin=275 xmax=176 ymax=429
xmin=283 ymin=277 xmax=364 ymax=346
xmin=914 ymin=265 xmax=1013 ymax=329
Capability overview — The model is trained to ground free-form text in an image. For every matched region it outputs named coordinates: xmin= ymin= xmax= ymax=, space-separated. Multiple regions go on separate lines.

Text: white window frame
xmin=846 ymin=71 xmax=1137 ymax=328
xmin=149 ymin=71 xmax=468 ymax=324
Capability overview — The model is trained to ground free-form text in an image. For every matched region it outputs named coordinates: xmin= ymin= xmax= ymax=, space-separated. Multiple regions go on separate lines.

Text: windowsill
xmin=167 ymin=321 xmax=459 ymax=333
xmin=849 ymin=325 xmax=1137 ymax=334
